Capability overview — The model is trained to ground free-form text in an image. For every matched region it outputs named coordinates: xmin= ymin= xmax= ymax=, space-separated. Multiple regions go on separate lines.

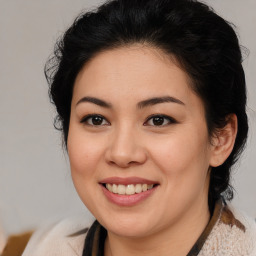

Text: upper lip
xmin=99 ymin=176 xmax=159 ymax=185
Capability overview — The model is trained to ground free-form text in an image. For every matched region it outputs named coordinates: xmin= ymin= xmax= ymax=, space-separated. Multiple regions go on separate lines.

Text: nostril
xmin=108 ymin=160 xmax=132 ymax=168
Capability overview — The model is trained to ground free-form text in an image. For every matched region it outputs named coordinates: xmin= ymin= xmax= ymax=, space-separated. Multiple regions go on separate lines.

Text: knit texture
xmin=199 ymin=205 xmax=256 ymax=256
xmin=22 ymin=204 xmax=256 ymax=256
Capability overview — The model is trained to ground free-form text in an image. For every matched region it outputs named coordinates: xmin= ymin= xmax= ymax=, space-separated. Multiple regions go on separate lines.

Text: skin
xmin=68 ymin=45 xmax=237 ymax=256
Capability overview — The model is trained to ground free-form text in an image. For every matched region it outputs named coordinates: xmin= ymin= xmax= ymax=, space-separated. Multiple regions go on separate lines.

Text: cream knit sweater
xmin=22 ymin=205 xmax=256 ymax=256
xmin=198 ymin=205 xmax=256 ymax=256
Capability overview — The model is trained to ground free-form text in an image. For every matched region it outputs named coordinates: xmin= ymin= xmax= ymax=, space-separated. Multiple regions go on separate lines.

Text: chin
xmin=98 ymin=212 xmax=159 ymax=238
xmin=107 ymin=223 xmax=153 ymax=238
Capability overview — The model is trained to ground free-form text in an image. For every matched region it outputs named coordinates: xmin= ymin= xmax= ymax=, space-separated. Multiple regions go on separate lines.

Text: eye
xmin=80 ymin=114 xmax=110 ymax=126
xmin=144 ymin=115 xmax=176 ymax=126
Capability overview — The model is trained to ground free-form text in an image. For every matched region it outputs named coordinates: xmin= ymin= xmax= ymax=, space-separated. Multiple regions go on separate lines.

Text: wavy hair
xmin=45 ymin=0 xmax=248 ymax=212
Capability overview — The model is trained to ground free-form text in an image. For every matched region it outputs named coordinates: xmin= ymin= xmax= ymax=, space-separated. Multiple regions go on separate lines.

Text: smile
xmin=105 ymin=183 xmax=154 ymax=195
xmin=99 ymin=177 xmax=159 ymax=206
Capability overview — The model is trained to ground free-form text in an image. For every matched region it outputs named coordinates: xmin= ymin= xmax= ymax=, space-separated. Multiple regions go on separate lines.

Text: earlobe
xmin=209 ymin=114 xmax=238 ymax=167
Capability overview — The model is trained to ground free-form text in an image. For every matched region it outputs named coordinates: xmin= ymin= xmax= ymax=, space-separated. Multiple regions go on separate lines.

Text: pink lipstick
xmin=99 ymin=176 xmax=159 ymax=206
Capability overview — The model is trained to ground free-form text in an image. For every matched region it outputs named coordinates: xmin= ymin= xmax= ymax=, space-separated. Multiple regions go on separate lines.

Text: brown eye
xmin=152 ymin=116 xmax=165 ymax=126
xmin=81 ymin=115 xmax=109 ymax=126
xmin=144 ymin=115 xmax=176 ymax=126
xmin=92 ymin=116 xmax=104 ymax=125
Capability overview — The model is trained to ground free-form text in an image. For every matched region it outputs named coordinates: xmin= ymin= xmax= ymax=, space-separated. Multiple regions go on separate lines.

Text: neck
xmin=104 ymin=196 xmax=210 ymax=256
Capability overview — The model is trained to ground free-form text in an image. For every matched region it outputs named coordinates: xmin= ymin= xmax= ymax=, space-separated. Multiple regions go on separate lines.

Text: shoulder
xmin=22 ymin=216 xmax=94 ymax=256
xmin=229 ymin=205 xmax=256 ymax=255
xmin=201 ymin=203 xmax=256 ymax=256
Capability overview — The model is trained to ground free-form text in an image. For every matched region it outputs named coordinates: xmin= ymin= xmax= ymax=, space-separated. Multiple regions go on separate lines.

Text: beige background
xmin=0 ymin=0 xmax=255 ymax=235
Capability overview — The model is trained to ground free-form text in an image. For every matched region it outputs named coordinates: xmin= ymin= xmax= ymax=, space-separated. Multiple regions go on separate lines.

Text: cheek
xmin=67 ymin=128 xmax=105 ymax=179
xmin=148 ymin=131 xmax=211 ymax=191
xmin=67 ymin=129 xmax=107 ymax=209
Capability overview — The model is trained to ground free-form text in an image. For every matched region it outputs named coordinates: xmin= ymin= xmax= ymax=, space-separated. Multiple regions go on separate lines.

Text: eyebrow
xmin=137 ymin=96 xmax=185 ymax=109
xmin=76 ymin=96 xmax=185 ymax=109
xmin=76 ymin=97 xmax=112 ymax=108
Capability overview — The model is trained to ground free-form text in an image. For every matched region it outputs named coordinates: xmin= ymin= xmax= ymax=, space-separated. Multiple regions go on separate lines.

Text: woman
xmin=23 ymin=0 xmax=256 ymax=255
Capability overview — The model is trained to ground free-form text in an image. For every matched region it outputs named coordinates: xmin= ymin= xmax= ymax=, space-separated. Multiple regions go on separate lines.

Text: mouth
xmin=99 ymin=178 xmax=159 ymax=206
xmin=102 ymin=183 xmax=157 ymax=195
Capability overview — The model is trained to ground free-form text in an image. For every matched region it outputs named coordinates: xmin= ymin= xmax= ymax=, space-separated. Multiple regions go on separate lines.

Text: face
xmin=68 ymin=45 xmax=216 ymax=238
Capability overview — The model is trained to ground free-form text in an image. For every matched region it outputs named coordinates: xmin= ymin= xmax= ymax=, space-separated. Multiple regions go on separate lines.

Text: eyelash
xmin=80 ymin=114 xmax=110 ymax=126
xmin=144 ymin=114 xmax=177 ymax=126
xmin=80 ymin=114 xmax=177 ymax=127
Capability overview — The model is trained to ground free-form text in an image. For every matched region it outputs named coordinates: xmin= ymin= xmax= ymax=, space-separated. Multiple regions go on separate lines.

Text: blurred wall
xmin=0 ymin=0 xmax=255 ymax=235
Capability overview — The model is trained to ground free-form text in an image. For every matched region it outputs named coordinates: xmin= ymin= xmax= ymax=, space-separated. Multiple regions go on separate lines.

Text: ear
xmin=209 ymin=114 xmax=238 ymax=167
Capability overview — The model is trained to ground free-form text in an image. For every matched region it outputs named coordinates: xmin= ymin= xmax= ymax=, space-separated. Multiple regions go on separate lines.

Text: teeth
xmin=135 ymin=184 xmax=142 ymax=193
xmin=112 ymin=184 xmax=118 ymax=194
xmin=142 ymin=184 xmax=147 ymax=192
xmin=106 ymin=183 xmax=112 ymax=192
xmin=126 ymin=184 xmax=135 ymax=195
xmin=147 ymin=184 xmax=153 ymax=189
xmin=117 ymin=185 xmax=126 ymax=195
xmin=105 ymin=183 xmax=155 ymax=195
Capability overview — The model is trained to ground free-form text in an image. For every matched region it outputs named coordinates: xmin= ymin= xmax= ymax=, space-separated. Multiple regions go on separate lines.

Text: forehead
xmin=72 ymin=45 xmax=200 ymax=109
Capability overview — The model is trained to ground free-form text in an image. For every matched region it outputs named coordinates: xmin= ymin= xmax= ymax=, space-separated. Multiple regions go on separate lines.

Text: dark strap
xmin=187 ymin=200 xmax=222 ymax=256
xmin=82 ymin=221 xmax=107 ymax=256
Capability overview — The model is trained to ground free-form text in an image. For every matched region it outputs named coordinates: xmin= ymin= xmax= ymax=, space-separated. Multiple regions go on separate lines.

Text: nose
xmin=105 ymin=126 xmax=147 ymax=168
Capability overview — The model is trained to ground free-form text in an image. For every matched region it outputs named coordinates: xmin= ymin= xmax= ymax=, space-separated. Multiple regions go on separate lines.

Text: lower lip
xmin=101 ymin=185 xmax=158 ymax=206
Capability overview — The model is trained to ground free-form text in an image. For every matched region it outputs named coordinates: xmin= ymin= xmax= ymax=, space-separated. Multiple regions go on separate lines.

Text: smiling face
xmin=68 ymin=45 xmax=216 ymax=239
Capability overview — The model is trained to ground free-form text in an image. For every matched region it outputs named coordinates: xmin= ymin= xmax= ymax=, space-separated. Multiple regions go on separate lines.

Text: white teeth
xmin=112 ymin=184 xmax=118 ymax=194
xmin=126 ymin=184 xmax=135 ymax=195
xmin=105 ymin=183 xmax=155 ymax=195
xmin=117 ymin=185 xmax=126 ymax=195
xmin=106 ymin=183 xmax=112 ymax=192
xmin=135 ymin=184 xmax=142 ymax=193
xmin=142 ymin=184 xmax=147 ymax=192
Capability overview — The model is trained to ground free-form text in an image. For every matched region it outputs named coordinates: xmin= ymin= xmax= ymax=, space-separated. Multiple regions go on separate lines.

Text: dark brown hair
xmin=45 ymin=0 xmax=248 ymax=211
